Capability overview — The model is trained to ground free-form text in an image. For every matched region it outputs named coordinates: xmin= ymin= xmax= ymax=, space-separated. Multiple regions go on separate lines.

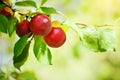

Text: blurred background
xmin=1 ymin=0 xmax=120 ymax=80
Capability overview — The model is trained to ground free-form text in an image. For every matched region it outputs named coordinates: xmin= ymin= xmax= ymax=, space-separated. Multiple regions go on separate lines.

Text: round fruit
xmin=30 ymin=14 xmax=52 ymax=36
xmin=44 ymin=27 xmax=66 ymax=48
xmin=16 ymin=20 xmax=31 ymax=37
xmin=0 ymin=7 xmax=10 ymax=16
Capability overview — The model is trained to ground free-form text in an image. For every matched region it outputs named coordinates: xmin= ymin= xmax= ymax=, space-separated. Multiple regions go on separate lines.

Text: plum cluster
xmin=16 ymin=14 xmax=66 ymax=48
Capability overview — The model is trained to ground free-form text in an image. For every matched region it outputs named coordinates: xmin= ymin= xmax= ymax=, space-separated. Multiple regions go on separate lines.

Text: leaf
xmin=34 ymin=36 xmax=46 ymax=59
xmin=0 ymin=69 xmax=7 ymax=80
xmin=33 ymin=36 xmax=52 ymax=65
xmin=15 ymin=1 xmax=37 ymax=8
xmin=78 ymin=26 xmax=116 ymax=52
xmin=98 ymin=28 xmax=116 ymax=52
xmin=47 ymin=48 xmax=52 ymax=65
xmin=40 ymin=0 xmax=47 ymax=6
xmin=40 ymin=7 xmax=58 ymax=14
xmin=0 ymin=4 xmax=5 ymax=10
xmin=13 ymin=41 xmax=30 ymax=70
xmin=0 ymin=14 xmax=9 ymax=33
xmin=81 ymin=27 xmax=99 ymax=52
xmin=64 ymin=20 xmax=116 ymax=52
xmin=14 ymin=35 xmax=28 ymax=57
xmin=11 ymin=71 xmax=19 ymax=79
xmin=18 ymin=71 xmax=37 ymax=80
xmin=8 ymin=16 xmax=18 ymax=37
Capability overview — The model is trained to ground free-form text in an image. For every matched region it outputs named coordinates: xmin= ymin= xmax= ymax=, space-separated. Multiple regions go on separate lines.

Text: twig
xmin=76 ymin=23 xmax=88 ymax=26
xmin=95 ymin=24 xmax=113 ymax=27
xmin=76 ymin=22 xmax=113 ymax=27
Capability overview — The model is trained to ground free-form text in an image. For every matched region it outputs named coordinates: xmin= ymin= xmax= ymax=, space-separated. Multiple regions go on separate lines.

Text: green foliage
xmin=63 ymin=20 xmax=116 ymax=52
xmin=0 ymin=0 xmax=117 ymax=70
xmin=0 ymin=69 xmax=7 ymax=80
xmin=40 ymin=7 xmax=58 ymax=14
xmin=0 ymin=69 xmax=38 ymax=80
xmin=13 ymin=35 xmax=29 ymax=70
xmin=0 ymin=4 xmax=5 ymax=10
xmin=0 ymin=15 xmax=18 ymax=36
xmin=81 ymin=27 xmax=116 ymax=52
xmin=47 ymin=48 xmax=52 ymax=65
xmin=40 ymin=0 xmax=47 ymax=6
xmin=17 ymin=71 xmax=37 ymax=80
xmin=98 ymin=28 xmax=116 ymax=52
xmin=14 ymin=35 xmax=28 ymax=57
xmin=34 ymin=36 xmax=52 ymax=65
xmin=81 ymin=26 xmax=99 ymax=52
xmin=13 ymin=41 xmax=30 ymax=70
xmin=15 ymin=0 xmax=37 ymax=8
xmin=0 ymin=14 xmax=9 ymax=33
xmin=8 ymin=16 xmax=18 ymax=37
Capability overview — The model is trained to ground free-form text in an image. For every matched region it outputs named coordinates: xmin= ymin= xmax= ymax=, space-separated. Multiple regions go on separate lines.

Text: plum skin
xmin=16 ymin=20 xmax=31 ymax=37
xmin=30 ymin=14 xmax=52 ymax=36
xmin=44 ymin=27 xmax=66 ymax=48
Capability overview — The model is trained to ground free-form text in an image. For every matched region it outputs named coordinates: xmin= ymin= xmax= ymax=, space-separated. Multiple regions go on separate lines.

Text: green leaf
xmin=11 ymin=71 xmax=19 ymax=79
xmin=8 ymin=16 xmax=18 ymax=37
xmin=0 ymin=14 xmax=9 ymax=33
xmin=34 ymin=36 xmax=46 ymax=59
xmin=98 ymin=28 xmax=116 ymax=52
xmin=13 ymin=41 xmax=30 ymax=70
xmin=47 ymin=48 xmax=52 ymax=65
xmin=40 ymin=7 xmax=58 ymax=14
xmin=40 ymin=0 xmax=47 ymax=6
xmin=19 ymin=71 xmax=37 ymax=80
xmin=81 ymin=27 xmax=99 ymax=52
xmin=0 ymin=4 xmax=5 ymax=10
xmin=33 ymin=36 xmax=52 ymax=65
xmin=15 ymin=1 xmax=37 ymax=8
xmin=78 ymin=26 xmax=116 ymax=52
xmin=14 ymin=35 xmax=28 ymax=57
xmin=0 ymin=69 xmax=7 ymax=80
xmin=64 ymin=20 xmax=116 ymax=52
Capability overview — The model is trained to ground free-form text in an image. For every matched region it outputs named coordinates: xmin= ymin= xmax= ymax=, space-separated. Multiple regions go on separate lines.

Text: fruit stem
xmin=29 ymin=35 xmax=34 ymax=43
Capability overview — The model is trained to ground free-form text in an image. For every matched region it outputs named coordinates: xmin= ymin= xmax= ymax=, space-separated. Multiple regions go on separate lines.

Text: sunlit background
xmin=1 ymin=0 xmax=120 ymax=80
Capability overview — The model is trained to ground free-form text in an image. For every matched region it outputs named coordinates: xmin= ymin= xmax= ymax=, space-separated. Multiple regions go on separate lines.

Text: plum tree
xmin=0 ymin=0 xmax=116 ymax=70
